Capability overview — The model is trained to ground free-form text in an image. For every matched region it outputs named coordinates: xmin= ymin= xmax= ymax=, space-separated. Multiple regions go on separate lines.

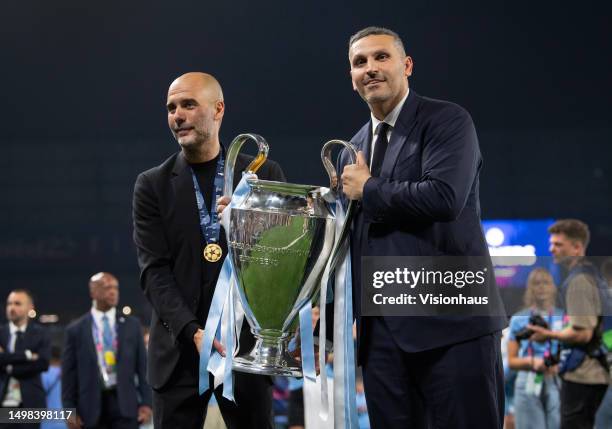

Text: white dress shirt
xmin=90 ymin=306 xmax=117 ymax=387
xmin=8 ymin=321 xmax=27 ymax=352
xmin=91 ymin=306 xmax=116 ymax=335
xmin=2 ymin=322 xmax=28 ymax=406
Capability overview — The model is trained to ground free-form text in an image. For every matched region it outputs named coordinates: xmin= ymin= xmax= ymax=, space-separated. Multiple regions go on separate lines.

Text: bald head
xmin=168 ymin=72 xmax=223 ymax=103
xmin=89 ymin=272 xmax=118 ymax=290
xmin=89 ymin=272 xmax=119 ymax=311
xmin=166 ymin=72 xmax=225 ymax=161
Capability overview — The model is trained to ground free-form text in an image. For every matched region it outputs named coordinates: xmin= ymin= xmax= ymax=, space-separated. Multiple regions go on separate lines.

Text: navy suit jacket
xmin=340 ymin=90 xmax=506 ymax=362
xmin=61 ymin=312 xmax=151 ymax=427
xmin=0 ymin=322 xmax=50 ymax=408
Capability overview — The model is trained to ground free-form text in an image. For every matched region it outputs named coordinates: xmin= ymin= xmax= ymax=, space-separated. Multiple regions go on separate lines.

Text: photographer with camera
xmin=508 ymin=268 xmax=564 ymax=429
xmin=527 ymin=220 xmax=611 ymax=429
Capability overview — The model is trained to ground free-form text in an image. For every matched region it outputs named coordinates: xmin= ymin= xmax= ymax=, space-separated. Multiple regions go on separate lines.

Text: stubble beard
xmin=177 ymin=128 xmax=212 ymax=154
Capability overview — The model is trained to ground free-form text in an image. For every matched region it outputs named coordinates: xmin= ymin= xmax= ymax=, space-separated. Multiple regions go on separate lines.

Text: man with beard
xmin=132 ymin=72 xmax=285 ymax=428
xmin=0 ymin=290 xmax=49 ymax=429
xmin=339 ymin=27 xmax=506 ymax=428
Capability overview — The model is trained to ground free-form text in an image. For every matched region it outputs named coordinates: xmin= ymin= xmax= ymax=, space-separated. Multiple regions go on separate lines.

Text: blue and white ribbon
xmin=304 ymin=198 xmax=358 ymax=428
xmin=199 ymin=179 xmax=358 ymax=427
xmin=198 ymin=173 xmax=254 ymax=400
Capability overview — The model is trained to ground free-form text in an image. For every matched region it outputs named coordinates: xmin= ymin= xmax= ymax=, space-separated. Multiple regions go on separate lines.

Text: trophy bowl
xmin=224 ymin=134 xmax=356 ymax=377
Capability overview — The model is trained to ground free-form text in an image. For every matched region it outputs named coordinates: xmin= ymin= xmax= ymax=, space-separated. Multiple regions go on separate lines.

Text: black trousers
xmin=362 ymin=317 xmax=504 ymax=429
xmin=152 ymin=348 xmax=273 ymax=429
xmin=87 ymin=389 xmax=139 ymax=429
xmin=560 ymin=379 xmax=608 ymax=429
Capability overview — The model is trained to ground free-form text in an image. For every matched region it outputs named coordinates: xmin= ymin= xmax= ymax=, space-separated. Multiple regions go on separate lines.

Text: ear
xmin=572 ymin=241 xmax=585 ymax=256
xmin=214 ymin=100 xmax=225 ymax=121
xmin=350 ymin=70 xmax=358 ymax=91
xmin=404 ymin=56 xmax=414 ymax=78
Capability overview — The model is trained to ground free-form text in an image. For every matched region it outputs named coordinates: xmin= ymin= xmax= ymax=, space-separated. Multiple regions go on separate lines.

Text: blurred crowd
xmin=500 ymin=220 xmax=612 ymax=429
xmin=0 ymin=278 xmax=370 ymax=429
xmin=2 ymin=219 xmax=612 ymax=429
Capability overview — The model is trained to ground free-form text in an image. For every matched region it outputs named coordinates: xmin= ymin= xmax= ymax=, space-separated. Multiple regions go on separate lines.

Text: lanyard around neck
xmin=190 ymin=150 xmax=225 ymax=245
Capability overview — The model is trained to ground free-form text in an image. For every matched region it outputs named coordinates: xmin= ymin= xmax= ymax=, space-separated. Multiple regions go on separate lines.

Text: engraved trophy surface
xmin=224 ymin=134 xmax=356 ymax=377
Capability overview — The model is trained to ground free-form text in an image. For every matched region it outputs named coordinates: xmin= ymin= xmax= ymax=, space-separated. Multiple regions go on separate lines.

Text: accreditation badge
xmin=525 ymin=371 xmax=543 ymax=396
xmin=104 ymin=350 xmax=116 ymax=366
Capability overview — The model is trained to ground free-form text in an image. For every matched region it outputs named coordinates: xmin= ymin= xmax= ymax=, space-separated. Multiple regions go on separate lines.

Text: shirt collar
xmin=9 ymin=321 xmax=27 ymax=336
xmin=91 ymin=306 xmax=116 ymax=324
xmin=370 ymin=88 xmax=410 ymax=137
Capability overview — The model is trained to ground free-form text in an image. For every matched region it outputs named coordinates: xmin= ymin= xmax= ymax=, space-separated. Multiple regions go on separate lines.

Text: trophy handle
xmin=224 ymin=133 xmax=270 ymax=196
xmin=320 ymin=140 xmax=358 ymax=273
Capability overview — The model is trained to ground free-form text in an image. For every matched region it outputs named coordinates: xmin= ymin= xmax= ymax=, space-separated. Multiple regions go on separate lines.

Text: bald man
xmin=132 ymin=72 xmax=286 ymax=428
xmin=62 ymin=273 xmax=152 ymax=429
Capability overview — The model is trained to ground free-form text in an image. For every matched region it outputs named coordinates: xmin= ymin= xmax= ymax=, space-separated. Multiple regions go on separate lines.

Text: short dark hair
xmin=348 ymin=26 xmax=406 ymax=56
xmin=548 ymin=219 xmax=590 ymax=249
xmin=8 ymin=288 xmax=35 ymax=305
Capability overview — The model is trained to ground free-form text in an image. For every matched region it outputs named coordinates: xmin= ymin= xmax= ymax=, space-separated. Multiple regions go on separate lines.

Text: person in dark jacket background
xmin=62 ymin=272 xmax=151 ymax=429
xmin=0 ymin=289 xmax=50 ymax=429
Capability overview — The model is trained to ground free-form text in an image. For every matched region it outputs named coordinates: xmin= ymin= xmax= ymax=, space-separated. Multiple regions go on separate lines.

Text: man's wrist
xmin=182 ymin=322 xmax=201 ymax=343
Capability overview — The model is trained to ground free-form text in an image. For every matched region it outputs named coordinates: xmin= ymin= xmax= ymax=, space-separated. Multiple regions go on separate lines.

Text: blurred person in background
xmin=139 ymin=328 xmax=152 ymax=429
xmin=501 ymin=327 xmax=516 ymax=429
xmin=527 ymin=220 xmax=611 ymax=428
xmin=287 ymin=306 xmax=320 ymax=429
xmin=595 ymin=257 xmax=612 ymax=428
xmin=355 ymin=370 xmax=370 ymax=429
xmin=62 ymin=272 xmax=152 ymax=429
xmin=507 ymin=268 xmax=564 ymax=429
xmin=41 ymin=345 xmax=66 ymax=429
xmin=0 ymin=289 xmax=50 ymax=429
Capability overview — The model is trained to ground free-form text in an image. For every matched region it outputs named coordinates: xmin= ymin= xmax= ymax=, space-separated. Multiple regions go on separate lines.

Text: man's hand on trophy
xmin=341 ymin=151 xmax=371 ymax=200
xmin=194 ymin=328 xmax=226 ymax=357
xmin=216 ymin=196 xmax=231 ymax=217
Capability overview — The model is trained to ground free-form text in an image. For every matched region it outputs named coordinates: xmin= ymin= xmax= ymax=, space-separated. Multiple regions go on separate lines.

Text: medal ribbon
xmin=190 ymin=149 xmax=225 ymax=250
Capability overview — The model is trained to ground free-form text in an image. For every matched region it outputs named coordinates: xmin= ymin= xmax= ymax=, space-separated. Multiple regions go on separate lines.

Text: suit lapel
xmin=115 ymin=314 xmax=125 ymax=361
xmin=83 ymin=315 xmax=98 ymax=363
xmin=381 ymin=90 xmax=420 ymax=178
xmin=360 ymin=122 xmax=373 ymax=166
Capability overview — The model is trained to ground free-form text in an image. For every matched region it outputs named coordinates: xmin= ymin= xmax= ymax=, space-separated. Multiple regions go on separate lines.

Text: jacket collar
xmin=355 ymin=89 xmax=420 ymax=177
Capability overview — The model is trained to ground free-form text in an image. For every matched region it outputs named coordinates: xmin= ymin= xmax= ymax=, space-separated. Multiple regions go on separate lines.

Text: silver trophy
xmin=224 ymin=134 xmax=356 ymax=377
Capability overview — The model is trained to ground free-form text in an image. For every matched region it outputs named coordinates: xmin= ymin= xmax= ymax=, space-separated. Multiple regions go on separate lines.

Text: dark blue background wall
xmin=1 ymin=1 xmax=610 ymax=322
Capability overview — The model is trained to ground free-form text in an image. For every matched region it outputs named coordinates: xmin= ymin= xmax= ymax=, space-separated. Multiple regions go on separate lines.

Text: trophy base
xmin=232 ymin=333 xmax=302 ymax=377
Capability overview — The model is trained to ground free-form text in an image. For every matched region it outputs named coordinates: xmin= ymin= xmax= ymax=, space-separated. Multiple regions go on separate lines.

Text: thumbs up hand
xmin=341 ymin=151 xmax=371 ymax=200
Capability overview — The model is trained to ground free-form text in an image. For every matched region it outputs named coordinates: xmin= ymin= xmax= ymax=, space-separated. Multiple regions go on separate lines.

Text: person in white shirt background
xmin=0 ymin=289 xmax=50 ymax=429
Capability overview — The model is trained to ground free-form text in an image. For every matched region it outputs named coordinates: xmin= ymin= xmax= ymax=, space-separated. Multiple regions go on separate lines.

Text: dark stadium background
xmin=1 ymin=1 xmax=610 ymax=332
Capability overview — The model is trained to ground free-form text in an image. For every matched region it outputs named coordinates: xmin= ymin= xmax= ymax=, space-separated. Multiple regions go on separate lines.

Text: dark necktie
xmin=14 ymin=331 xmax=24 ymax=353
xmin=102 ymin=315 xmax=114 ymax=350
xmin=370 ymin=122 xmax=390 ymax=177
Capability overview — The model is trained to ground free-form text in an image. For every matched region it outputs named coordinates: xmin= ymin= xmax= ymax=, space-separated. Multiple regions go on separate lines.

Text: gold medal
xmin=203 ymin=243 xmax=223 ymax=263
